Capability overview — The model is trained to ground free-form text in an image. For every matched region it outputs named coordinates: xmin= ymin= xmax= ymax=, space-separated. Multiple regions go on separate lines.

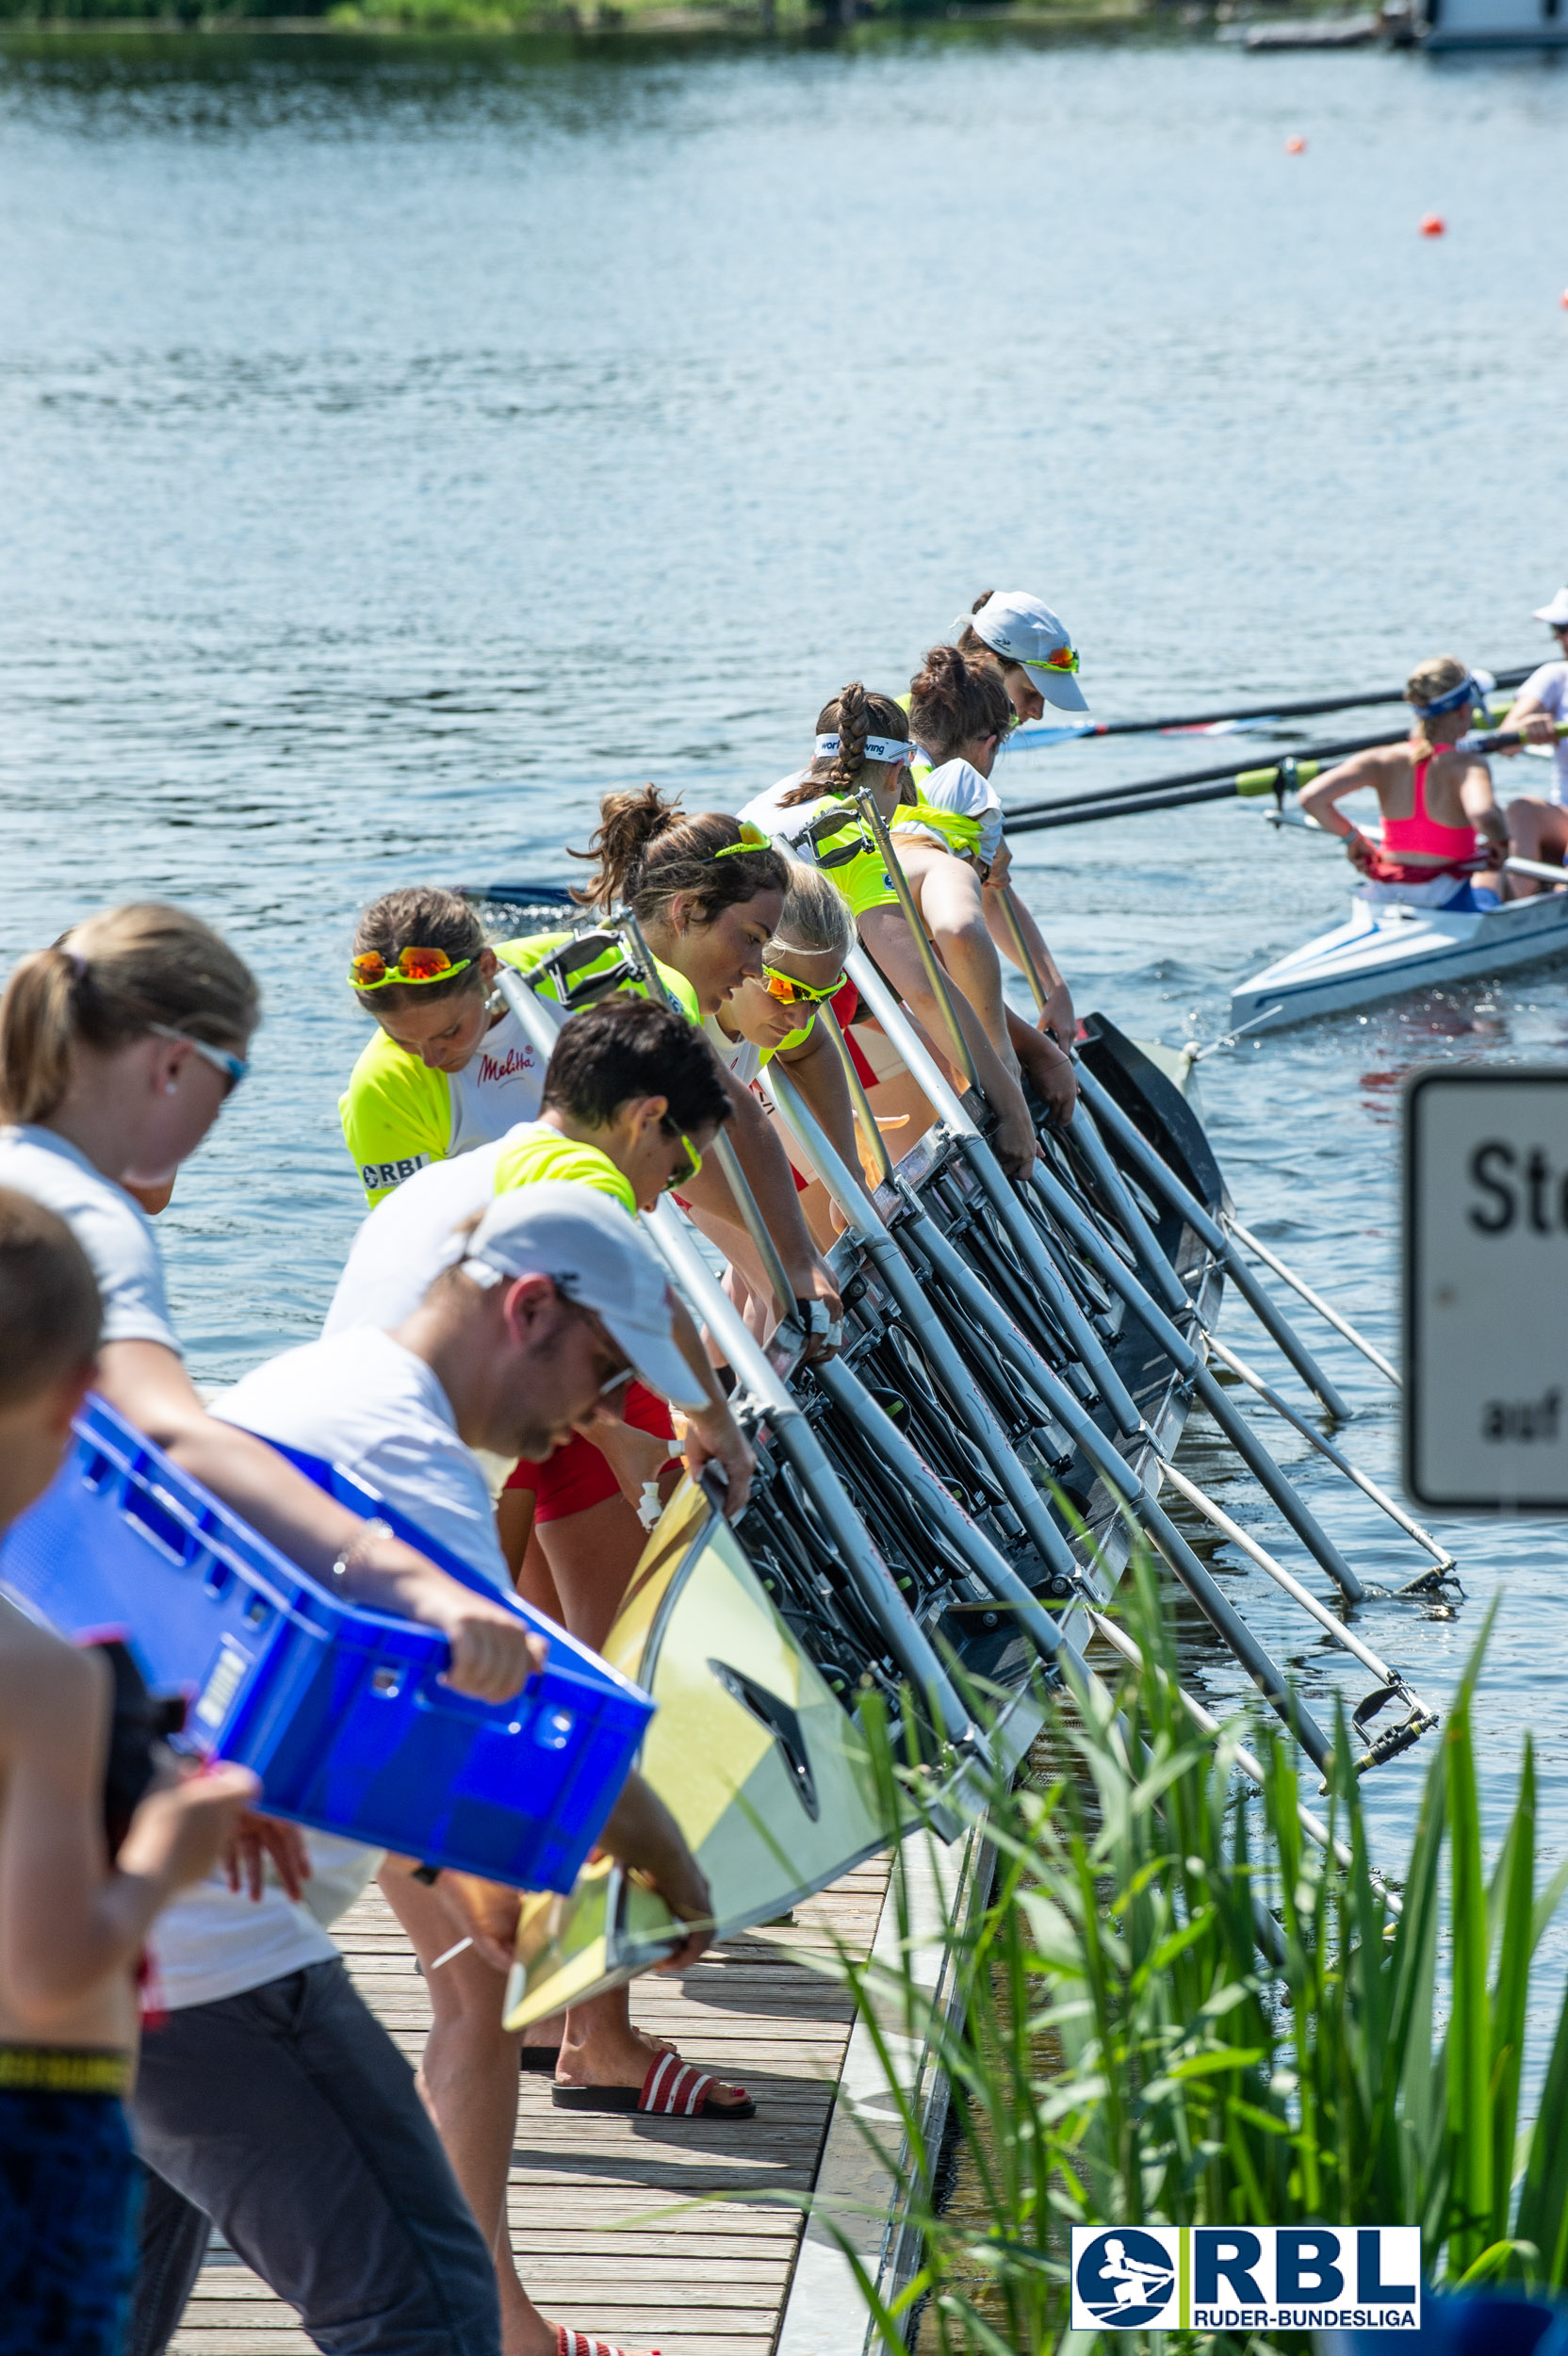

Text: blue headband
xmin=1410 ymin=675 xmax=1478 ymax=719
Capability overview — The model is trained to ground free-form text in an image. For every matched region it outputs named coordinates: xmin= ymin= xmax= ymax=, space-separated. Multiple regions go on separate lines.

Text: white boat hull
xmin=1232 ymin=891 xmax=1568 ymax=1031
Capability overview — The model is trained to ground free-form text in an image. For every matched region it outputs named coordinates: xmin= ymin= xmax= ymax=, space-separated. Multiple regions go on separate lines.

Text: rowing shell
xmin=1231 ymin=888 xmax=1568 ymax=1032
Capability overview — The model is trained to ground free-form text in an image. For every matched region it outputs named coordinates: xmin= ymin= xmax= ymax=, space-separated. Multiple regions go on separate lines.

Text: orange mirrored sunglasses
xmin=350 ymin=947 xmax=474 ymax=991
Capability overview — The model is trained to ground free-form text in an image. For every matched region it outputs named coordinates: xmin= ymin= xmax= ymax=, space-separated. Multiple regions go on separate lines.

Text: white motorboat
xmin=1231 ymin=886 xmax=1568 ymax=1032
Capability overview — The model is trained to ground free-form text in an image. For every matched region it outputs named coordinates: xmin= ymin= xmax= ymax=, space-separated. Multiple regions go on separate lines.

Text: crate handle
xmin=412 ymin=1666 xmax=546 ymax=1733
xmin=122 ymin=1483 xmax=209 ymax=1572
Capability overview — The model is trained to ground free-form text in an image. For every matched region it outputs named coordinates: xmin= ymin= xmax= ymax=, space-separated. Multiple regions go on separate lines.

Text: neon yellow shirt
xmin=339 ymin=937 xmax=552 ymax=1207
xmin=502 ymin=932 xmax=701 ymax=1027
xmin=338 ymin=932 xmax=694 ymax=1209
xmin=491 ymin=1122 xmax=635 ymax=1216
xmin=764 ymin=796 xmax=900 ymax=919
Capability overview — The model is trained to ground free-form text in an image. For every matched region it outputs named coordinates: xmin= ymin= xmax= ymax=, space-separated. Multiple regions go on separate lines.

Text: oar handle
xmin=1235 ymin=758 xmax=1322 ymax=797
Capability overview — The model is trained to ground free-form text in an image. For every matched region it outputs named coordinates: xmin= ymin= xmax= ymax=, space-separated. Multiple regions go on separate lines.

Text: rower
xmin=899 ymin=644 xmax=1077 ymax=1114
xmin=954 ymin=588 xmax=1090 ymax=729
xmin=739 ymin=684 xmax=1039 ymax=1174
xmin=1298 ymin=657 xmax=1508 ymax=911
xmin=1493 ymin=585 xmax=1568 ymax=892
xmin=340 ymin=887 xmax=549 ymax=1206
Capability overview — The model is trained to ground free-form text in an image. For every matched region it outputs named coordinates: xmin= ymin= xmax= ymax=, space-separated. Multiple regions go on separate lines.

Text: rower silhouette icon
xmin=1076 ymin=2228 xmax=1177 ymax=2327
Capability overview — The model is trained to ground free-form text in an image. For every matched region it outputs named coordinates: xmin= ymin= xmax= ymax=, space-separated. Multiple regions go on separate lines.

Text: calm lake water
xmin=5 ymin=23 xmax=1568 ymax=2007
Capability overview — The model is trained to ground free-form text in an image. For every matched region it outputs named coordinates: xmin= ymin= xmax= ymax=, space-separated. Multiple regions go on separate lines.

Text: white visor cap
xmin=456 ymin=1181 xmax=708 ymax=1410
xmin=969 ymin=591 xmax=1087 ymax=712
xmin=1534 ymin=586 xmax=1568 ymax=628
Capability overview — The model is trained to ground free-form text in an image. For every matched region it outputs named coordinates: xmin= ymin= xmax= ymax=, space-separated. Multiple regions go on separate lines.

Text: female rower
xmin=529 ymin=789 xmax=845 ymax=1345
xmin=337 ymin=883 xmax=742 ymax=1717
xmin=742 ymin=684 xmax=1040 ymax=1172
xmin=0 ymin=903 xmax=539 ymax=2356
xmin=704 ymin=861 xmax=864 ymax=1253
xmin=339 ymin=887 xmax=551 ymax=1206
xmin=955 ymin=588 xmax=1090 ymax=728
xmin=900 ymin=646 xmax=1076 ymax=1116
xmin=1298 ymin=657 xmax=1509 ymax=908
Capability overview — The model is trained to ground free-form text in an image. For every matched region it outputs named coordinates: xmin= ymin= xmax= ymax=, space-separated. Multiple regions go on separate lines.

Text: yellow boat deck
xmin=169 ymin=1859 xmax=891 ymax=2356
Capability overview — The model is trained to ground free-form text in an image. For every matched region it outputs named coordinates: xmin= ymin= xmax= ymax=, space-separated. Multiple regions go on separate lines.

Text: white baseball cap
xmin=1534 ymin=586 xmax=1568 ymax=628
xmin=966 ymin=591 xmax=1088 ymax=712
xmin=454 ymin=1183 xmax=708 ymax=1410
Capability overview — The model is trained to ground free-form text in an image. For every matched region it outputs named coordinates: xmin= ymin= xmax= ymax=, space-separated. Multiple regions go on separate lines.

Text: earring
xmin=165 ymin=1078 xmax=179 ymax=1095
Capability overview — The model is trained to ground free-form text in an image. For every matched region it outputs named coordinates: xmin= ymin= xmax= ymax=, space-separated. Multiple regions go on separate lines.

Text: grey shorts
xmin=127 ymin=1959 xmax=499 ymax=2356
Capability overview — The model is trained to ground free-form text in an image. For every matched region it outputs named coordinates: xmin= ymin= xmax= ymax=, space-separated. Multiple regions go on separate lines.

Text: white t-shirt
xmin=447 ymin=1003 xmax=548 ymax=1153
xmin=740 ymin=771 xmax=809 ymax=842
xmin=324 ymin=1136 xmax=514 ymax=1339
xmin=702 ymin=1012 xmax=762 ymax=1089
xmin=213 ymin=1331 xmax=511 ymax=1596
xmin=1515 ymin=663 xmax=1568 ymax=804
xmin=894 ymin=757 xmax=1005 ymax=868
xmin=0 ymin=1126 xmax=180 ymax=1354
xmin=148 ymin=1331 xmax=510 ymax=2012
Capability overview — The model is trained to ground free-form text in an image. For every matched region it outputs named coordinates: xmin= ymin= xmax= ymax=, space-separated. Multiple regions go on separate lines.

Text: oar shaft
xmin=1073 ymin=1062 xmax=1354 ymax=1421
xmin=1223 ymin=1215 xmax=1399 ymax=1387
xmin=1074 ymin=664 xmax=1535 ymax=742
xmin=1004 ymin=716 xmax=1567 ymax=835
xmin=1003 ymin=728 xmax=1396 ymax=827
xmin=1027 ymin=1160 xmax=1364 ymax=1601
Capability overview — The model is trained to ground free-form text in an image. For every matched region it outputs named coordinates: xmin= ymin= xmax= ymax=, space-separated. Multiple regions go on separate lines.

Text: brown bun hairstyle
xmin=908 ymin=644 xmax=1012 ymax=770
xmin=571 ymin=786 xmax=786 ymax=925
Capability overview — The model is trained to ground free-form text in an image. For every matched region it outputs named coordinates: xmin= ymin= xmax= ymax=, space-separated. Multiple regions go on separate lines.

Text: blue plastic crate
xmin=0 ymin=1396 xmax=654 ymax=1893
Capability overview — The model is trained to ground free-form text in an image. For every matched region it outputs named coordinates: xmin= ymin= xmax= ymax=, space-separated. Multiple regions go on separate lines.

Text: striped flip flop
xmin=551 ymin=2050 xmax=755 ymax=2119
xmin=556 ymin=2330 xmax=662 ymax=2356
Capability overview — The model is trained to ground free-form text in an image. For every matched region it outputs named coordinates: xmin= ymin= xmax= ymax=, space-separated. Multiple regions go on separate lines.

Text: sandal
xmin=556 ymin=2331 xmax=662 ymax=2356
xmin=518 ymin=2046 xmax=562 ymax=2074
xmin=551 ymin=2050 xmax=755 ymax=2119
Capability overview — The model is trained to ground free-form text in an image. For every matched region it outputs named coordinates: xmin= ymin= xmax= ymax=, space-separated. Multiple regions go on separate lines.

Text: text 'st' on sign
xmin=1404 ymin=1067 xmax=1568 ymax=1513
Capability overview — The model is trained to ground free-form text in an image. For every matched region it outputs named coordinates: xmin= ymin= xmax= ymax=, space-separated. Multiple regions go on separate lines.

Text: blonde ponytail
xmin=0 ymin=904 xmax=259 ymax=1127
xmin=0 ymin=948 xmax=85 ymax=1126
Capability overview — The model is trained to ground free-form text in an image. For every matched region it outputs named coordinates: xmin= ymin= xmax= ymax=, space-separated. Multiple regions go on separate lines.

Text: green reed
xmin=806 ymin=1556 xmax=1568 ymax=2352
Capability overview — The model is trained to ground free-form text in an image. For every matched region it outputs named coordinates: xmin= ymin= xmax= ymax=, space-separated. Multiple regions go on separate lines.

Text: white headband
xmin=814 ymin=733 xmax=912 ymax=764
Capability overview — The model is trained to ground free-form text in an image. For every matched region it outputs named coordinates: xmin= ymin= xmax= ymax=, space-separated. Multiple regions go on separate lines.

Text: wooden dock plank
xmin=169 ymin=1860 xmax=889 ymax=2356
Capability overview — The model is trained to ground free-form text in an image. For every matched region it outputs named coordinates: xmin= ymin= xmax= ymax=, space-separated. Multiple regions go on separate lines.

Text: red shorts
xmin=503 ymin=1380 xmax=677 ymax=1522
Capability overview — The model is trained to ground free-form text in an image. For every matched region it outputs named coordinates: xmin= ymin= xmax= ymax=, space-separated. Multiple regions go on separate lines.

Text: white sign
xmin=1404 ymin=1067 xmax=1568 ymax=1512
xmin=1069 ymin=2224 xmax=1422 ymax=2332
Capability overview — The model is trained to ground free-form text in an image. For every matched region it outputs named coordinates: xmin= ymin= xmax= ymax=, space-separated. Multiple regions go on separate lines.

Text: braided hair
xmin=571 ymin=785 xmax=786 ymax=924
xmin=777 ymin=682 xmax=911 ymax=811
xmin=908 ymin=645 xmax=1011 ymax=768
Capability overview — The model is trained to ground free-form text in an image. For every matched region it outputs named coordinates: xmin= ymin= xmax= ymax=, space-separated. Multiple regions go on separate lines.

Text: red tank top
xmin=1380 ymin=748 xmax=1478 ymax=865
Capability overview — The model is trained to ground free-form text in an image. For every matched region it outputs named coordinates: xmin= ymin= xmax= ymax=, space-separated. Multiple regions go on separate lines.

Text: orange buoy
xmin=1285 ymin=134 xmax=1306 ymax=154
xmin=1420 ymin=214 xmax=1446 ymax=237
xmin=1560 ymin=289 xmax=1568 ymax=309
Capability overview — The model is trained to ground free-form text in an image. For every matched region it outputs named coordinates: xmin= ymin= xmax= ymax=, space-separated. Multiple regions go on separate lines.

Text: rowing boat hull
xmin=1231 ymin=890 xmax=1568 ymax=1031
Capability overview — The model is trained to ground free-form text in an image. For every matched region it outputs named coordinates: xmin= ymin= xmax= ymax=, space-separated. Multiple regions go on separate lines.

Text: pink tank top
xmin=1380 ymin=749 xmax=1477 ymax=864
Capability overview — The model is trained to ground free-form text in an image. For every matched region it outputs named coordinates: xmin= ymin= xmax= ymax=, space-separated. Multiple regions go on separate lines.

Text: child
xmin=0 ymin=1186 xmax=255 ymax=2354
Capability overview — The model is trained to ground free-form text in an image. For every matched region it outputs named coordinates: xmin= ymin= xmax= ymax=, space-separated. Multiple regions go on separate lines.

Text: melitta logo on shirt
xmin=361 ymin=1154 xmax=432 ymax=1190
xmin=477 ymin=1045 xmax=539 ymax=1088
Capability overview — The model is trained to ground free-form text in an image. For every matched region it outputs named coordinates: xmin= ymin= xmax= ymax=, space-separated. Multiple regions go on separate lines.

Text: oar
xmin=1003 ymin=720 xmax=1560 ymax=837
xmin=1004 ymin=663 xmax=1536 ymax=748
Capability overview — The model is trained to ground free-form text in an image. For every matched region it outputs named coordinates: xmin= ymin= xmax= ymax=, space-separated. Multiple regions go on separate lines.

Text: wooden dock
xmin=169 ymin=1858 xmax=892 ymax=2356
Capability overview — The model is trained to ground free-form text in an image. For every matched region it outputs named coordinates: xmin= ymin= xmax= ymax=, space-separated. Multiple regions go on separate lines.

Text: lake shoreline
xmin=0 ymin=0 xmax=1312 ymax=41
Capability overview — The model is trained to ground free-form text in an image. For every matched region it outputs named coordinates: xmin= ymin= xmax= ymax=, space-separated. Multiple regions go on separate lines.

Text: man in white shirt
xmin=1496 ymin=587 xmax=1568 ymax=890
xmin=131 ymin=1187 xmax=713 ymax=2356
